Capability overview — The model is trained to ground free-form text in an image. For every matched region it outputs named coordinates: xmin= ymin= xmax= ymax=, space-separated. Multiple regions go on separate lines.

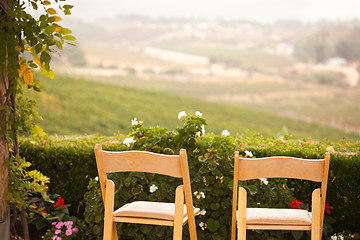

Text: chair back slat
xmin=98 ymin=149 xmax=183 ymax=178
xmin=237 ymin=156 xmax=325 ymax=182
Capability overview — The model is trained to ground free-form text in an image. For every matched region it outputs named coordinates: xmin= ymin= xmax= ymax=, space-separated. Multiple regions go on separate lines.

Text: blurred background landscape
xmin=28 ymin=0 xmax=360 ymax=141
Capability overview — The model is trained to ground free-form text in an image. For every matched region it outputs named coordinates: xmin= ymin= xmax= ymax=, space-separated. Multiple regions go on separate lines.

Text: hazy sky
xmin=65 ymin=0 xmax=360 ymax=23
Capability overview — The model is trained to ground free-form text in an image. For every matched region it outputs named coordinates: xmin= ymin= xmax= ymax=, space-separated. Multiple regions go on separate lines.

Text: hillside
xmin=26 ymin=74 xmax=359 ymax=141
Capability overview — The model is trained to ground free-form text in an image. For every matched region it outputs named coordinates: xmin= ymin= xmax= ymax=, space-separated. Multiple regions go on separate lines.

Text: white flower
xmin=221 ymin=129 xmax=230 ymax=137
xmin=94 ymin=176 xmax=99 ymax=181
xmin=201 ymin=125 xmax=205 ymax=135
xmin=123 ymin=137 xmax=136 ymax=147
xmin=331 ymin=235 xmax=337 ymax=240
xmin=195 ymin=111 xmax=202 ymax=117
xmin=149 ymin=184 xmax=158 ymax=193
xmin=193 ymin=191 xmax=205 ymax=199
xmin=200 ymin=209 xmax=206 ymax=215
xmin=199 ymin=222 xmax=207 ymax=230
xmin=216 ymin=175 xmax=224 ymax=183
xmin=178 ymin=111 xmax=187 ymax=119
xmin=245 ymin=150 xmax=253 ymax=157
xmin=195 ymin=131 xmax=201 ymax=137
xmin=259 ymin=178 xmax=269 ymax=185
xmin=131 ymin=118 xmax=138 ymax=126
xmin=339 ymin=235 xmax=344 ymax=240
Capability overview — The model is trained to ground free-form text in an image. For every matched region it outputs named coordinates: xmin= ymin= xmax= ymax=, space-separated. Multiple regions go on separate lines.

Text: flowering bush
xmin=29 ymin=193 xmax=76 ymax=232
xmin=42 ymin=221 xmax=79 ymax=240
xmin=20 ymin=112 xmax=360 ymax=239
xmin=81 ymin=112 xmax=299 ymax=240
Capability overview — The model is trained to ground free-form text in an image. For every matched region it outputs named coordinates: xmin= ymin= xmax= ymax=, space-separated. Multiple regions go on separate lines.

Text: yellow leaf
xmin=42 ymin=1 xmax=51 ymax=5
xmin=46 ymin=8 xmax=56 ymax=15
xmin=55 ymin=26 xmax=62 ymax=33
xmin=34 ymin=57 xmax=42 ymax=66
xmin=17 ymin=63 xmax=27 ymax=78
xmin=23 ymin=69 xmax=34 ymax=85
xmin=54 ymin=16 xmax=62 ymax=22
xmin=15 ymin=46 xmax=21 ymax=52
xmin=26 ymin=46 xmax=32 ymax=52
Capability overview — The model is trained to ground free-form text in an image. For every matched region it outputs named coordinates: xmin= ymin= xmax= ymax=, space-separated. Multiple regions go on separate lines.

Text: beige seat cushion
xmin=114 ymin=201 xmax=196 ymax=221
xmin=244 ymin=208 xmax=312 ymax=226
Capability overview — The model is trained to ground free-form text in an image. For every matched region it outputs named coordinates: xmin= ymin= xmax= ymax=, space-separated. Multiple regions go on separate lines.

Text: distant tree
xmin=335 ymin=27 xmax=360 ymax=61
xmin=67 ymin=46 xmax=87 ymax=67
xmin=294 ymin=31 xmax=333 ymax=63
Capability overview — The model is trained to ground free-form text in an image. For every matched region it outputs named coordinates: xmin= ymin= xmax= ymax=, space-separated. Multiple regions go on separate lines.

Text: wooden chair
xmin=231 ymin=151 xmax=330 ymax=240
xmin=94 ymin=144 xmax=199 ymax=240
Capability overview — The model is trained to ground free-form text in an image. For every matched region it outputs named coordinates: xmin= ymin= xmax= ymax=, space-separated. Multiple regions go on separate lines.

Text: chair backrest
xmin=235 ymin=154 xmax=330 ymax=182
xmin=94 ymin=144 xmax=192 ymax=204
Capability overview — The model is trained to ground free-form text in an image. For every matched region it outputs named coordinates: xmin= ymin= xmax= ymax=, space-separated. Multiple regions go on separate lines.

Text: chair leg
xmin=173 ymin=220 xmax=183 ymax=240
xmin=311 ymin=189 xmax=321 ymax=240
xmin=103 ymin=180 xmax=115 ymax=240
xmin=173 ymin=185 xmax=184 ymax=240
xmin=103 ymin=214 xmax=113 ymax=240
xmin=111 ymin=222 xmax=118 ymax=240
xmin=237 ymin=187 xmax=247 ymax=240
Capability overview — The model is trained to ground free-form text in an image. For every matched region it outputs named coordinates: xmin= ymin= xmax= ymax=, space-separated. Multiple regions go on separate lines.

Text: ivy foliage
xmin=0 ymin=0 xmax=75 ymax=82
xmin=6 ymin=155 xmax=51 ymax=211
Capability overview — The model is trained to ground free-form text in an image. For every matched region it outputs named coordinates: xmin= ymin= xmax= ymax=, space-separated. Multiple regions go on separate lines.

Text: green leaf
xmin=206 ymin=218 xmax=220 ymax=232
xmin=35 ymin=44 xmax=42 ymax=54
xmin=64 ymin=9 xmax=71 ymax=15
xmin=247 ymin=184 xmax=258 ymax=195
xmin=62 ymin=35 xmax=76 ymax=41
xmin=63 ymin=4 xmax=74 ymax=10
xmin=66 ymin=42 xmax=76 ymax=47
xmin=210 ymin=202 xmax=220 ymax=210
xmin=45 ymin=25 xmax=56 ymax=34
xmin=40 ymin=51 xmax=50 ymax=65
xmin=31 ymin=2 xmax=38 ymax=10
xmin=55 ymin=40 xmax=63 ymax=49
xmin=61 ymin=28 xmax=72 ymax=35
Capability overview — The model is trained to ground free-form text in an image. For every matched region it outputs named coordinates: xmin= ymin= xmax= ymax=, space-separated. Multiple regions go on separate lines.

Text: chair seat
xmin=244 ymin=208 xmax=312 ymax=226
xmin=114 ymin=201 xmax=199 ymax=221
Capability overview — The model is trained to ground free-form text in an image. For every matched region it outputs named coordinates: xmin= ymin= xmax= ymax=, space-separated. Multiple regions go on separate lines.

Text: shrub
xmin=19 ymin=113 xmax=360 ymax=239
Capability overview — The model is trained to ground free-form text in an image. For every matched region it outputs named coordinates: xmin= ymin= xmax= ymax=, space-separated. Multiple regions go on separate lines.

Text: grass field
xmin=26 ymin=74 xmax=359 ymax=141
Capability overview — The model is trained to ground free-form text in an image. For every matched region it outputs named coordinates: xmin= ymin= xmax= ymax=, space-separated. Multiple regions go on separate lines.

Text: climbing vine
xmin=0 ymin=0 xmax=75 ymax=239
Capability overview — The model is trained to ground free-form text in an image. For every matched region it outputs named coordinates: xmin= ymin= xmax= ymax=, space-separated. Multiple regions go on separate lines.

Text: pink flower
xmin=55 ymin=222 xmax=63 ymax=229
xmin=52 ymin=222 xmax=56 ymax=225
xmin=64 ymin=221 xmax=73 ymax=228
xmin=54 ymin=229 xmax=61 ymax=235
xmin=72 ymin=227 xmax=78 ymax=232
xmin=65 ymin=229 xmax=72 ymax=236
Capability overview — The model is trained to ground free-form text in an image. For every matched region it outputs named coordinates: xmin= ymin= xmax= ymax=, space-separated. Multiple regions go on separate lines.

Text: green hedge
xmin=19 ymin=115 xmax=360 ymax=239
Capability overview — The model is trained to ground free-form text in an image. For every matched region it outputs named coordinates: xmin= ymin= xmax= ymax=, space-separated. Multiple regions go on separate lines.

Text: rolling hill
xmin=26 ymin=74 xmax=359 ymax=141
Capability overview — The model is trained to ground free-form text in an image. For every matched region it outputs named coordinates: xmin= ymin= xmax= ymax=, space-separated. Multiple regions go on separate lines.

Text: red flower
xmin=39 ymin=210 xmax=47 ymax=215
xmin=54 ymin=197 xmax=67 ymax=209
xmin=325 ymin=203 xmax=334 ymax=215
xmin=287 ymin=198 xmax=303 ymax=209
